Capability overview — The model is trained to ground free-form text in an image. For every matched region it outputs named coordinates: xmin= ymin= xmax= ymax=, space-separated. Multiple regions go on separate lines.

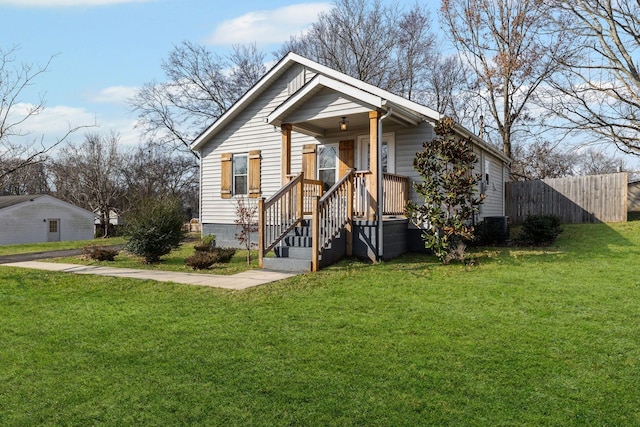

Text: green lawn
xmin=1 ymin=222 xmax=639 ymax=425
xmin=0 ymin=237 xmax=126 ymax=256
xmin=49 ymin=242 xmax=260 ymax=275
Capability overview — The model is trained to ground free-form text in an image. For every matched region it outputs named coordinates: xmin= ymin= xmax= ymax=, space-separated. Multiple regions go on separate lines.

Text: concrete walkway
xmin=3 ymin=261 xmax=295 ymax=290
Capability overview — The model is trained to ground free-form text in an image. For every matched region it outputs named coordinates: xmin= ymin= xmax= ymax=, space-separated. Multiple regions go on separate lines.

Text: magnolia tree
xmin=405 ymin=117 xmax=485 ymax=264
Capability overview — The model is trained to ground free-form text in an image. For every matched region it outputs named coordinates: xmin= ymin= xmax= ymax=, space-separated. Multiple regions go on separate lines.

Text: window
xmin=233 ymin=154 xmax=248 ymax=195
xmin=221 ymin=151 xmax=261 ymax=199
xmin=484 ymin=159 xmax=490 ymax=184
xmin=49 ymin=220 xmax=58 ymax=233
xmin=317 ymin=144 xmax=337 ymax=192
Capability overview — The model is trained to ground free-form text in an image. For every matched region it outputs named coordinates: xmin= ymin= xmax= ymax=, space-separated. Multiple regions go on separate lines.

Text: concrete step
xmin=274 ymin=246 xmax=312 ymax=259
xmin=262 ymin=257 xmax=311 ymax=273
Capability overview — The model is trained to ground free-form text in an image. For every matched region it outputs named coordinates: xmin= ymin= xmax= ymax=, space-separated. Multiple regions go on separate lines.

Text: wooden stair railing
xmin=311 ymin=169 xmax=354 ymax=271
xmin=258 ymin=173 xmax=305 ymax=268
xmin=258 ymin=173 xmax=322 ymax=268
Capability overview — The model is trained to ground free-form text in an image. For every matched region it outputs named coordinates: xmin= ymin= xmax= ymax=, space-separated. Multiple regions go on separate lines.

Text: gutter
xmin=377 ymin=107 xmax=393 ymax=260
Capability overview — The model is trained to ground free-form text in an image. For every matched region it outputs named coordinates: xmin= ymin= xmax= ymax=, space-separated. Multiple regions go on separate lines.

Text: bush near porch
xmin=1 ymin=221 xmax=639 ymax=425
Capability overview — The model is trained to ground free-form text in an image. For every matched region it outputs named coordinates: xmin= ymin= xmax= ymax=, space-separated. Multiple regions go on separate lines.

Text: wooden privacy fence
xmin=505 ymin=172 xmax=628 ymax=224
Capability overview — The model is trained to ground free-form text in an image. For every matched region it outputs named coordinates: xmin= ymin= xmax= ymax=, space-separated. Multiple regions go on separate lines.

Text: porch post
xmin=311 ymin=196 xmax=320 ymax=272
xmin=281 ymin=123 xmax=292 ymax=185
xmin=258 ymin=197 xmax=265 ymax=269
xmin=368 ymin=111 xmax=380 ymax=220
xmin=346 ymin=169 xmax=354 ymax=257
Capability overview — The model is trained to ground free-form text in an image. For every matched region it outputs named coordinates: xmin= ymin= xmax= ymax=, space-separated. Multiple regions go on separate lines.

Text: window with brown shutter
xmin=220 ymin=153 xmax=232 ymax=199
xmin=248 ymin=150 xmax=261 ymax=198
xmin=221 ymin=151 xmax=261 ymax=198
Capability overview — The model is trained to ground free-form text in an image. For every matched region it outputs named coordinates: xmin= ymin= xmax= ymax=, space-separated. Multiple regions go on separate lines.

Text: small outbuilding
xmin=0 ymin=195 xmax=96 ymax=245
xmin=629 ymin=179 xmax=640 ymax=213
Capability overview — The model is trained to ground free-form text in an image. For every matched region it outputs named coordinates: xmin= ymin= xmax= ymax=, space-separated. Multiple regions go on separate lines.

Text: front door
xmin=47 ymin=219 xmax=60 ymax=242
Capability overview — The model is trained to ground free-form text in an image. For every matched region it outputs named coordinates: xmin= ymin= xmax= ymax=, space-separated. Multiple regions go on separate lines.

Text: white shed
xmin=0 ymin=195 xmax=96 ymax=245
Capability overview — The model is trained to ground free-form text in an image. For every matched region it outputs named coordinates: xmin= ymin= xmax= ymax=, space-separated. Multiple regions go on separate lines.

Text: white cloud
xmin=0 ymin=0 xmax=154 ymax=6
xmin=88 ymin=85 xmax=138 ymax=104
xmin=206 ymin=2 xmax=334 ymax=46
xmin=9 ymin=103 xmax=96 ymax=139
xmin=7 ymin=102 xmax=140 ymax=149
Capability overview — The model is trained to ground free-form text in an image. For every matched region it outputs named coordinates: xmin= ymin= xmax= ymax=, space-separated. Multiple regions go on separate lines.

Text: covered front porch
xmin=256 ymin=72 xmax=428 ymax=271
xmin=258 ymin=169 xmax=410 ymax=272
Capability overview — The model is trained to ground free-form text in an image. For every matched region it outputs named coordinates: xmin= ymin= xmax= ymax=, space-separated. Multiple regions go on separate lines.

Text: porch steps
xmin=262 ymin=221 xmax=315 ymax=273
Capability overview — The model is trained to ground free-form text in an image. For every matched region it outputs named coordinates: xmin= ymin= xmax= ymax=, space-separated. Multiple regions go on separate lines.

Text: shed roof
xmin=0 ymin=194 xmax=46 ymax=210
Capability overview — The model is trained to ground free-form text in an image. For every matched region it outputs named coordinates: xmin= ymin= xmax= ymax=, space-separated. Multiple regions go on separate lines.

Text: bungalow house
xmin=191 ymin=53 xmax=510 ymax=272
xmin=0 ymin=195 xmax=95 ymax=245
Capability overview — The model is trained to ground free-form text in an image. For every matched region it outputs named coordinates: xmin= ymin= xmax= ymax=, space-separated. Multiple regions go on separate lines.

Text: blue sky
xmin=0 ymin=0 xmax=421 ymax=148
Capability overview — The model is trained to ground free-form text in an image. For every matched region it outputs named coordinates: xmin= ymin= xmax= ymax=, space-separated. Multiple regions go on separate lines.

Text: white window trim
xmin=317 ymin=143 xmax=338 ymax=188
xmin=233 ymin=153 xmax=248 ymax=196
xmin=356 ymin=132 xmax=395 ymax=174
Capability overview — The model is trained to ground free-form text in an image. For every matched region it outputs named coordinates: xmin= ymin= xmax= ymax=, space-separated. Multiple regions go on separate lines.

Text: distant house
xmin=0 ymin=195 xmax=95 ymax=245
xmin=191 ymin=53 xmax=510 ymax=272
xmin=629 ymin=179 xmax=640 ymax=212
xmin=94 ymin=209 xmax=124 ymax=226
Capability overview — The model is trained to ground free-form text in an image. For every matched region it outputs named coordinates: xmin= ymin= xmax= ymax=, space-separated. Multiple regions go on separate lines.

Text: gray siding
xmin=392 ymin=122 xmax=506 ymax=220
xmin=478 ymin=150 xmax=507 ymax=218
xmin=285 ymin=88 xmax=371 ymax=123
xmin=200 ymin=72 xmax=318 ymax=225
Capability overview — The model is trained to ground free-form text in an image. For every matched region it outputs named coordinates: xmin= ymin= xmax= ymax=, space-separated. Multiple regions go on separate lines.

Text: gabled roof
xmin=0 ymin=194 xmax=46 ymax=210
xmin=267 ymin=74 xmax=384 ymax=125
xmin=0 ymin=194 xmax=96 ymax=219
xmin=191 ymin=52 xmax=510 ymax=163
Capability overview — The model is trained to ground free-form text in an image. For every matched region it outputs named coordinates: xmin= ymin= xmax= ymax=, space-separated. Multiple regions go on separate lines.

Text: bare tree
xmin=393 ymin=3 xmax=438 ymax=100
xmin=129 ymin=42 xmax=266 ymax=158
xmin=0 ymin=159 xmax=50 ymax=195
xmin=423 ymin=54 xmax=475 ymax=125
xmin=0 ymin=45 xmax=93 ymax=181
xmin=279 ymin=0 xmax=438 ymax=101
xmin=511 ymin=140 xmax=626 ymax=180
xmin=440 ymin=0 xmax=573 ymax=158
xmin=549 ymin=0 xmax=640 ymax=156
xmin=574 ymin=147 xmax=626 ymax=176
xmin=510 ymin=139 xmax=575 ymax=180
xmin=123 ymin=143 xmax=199 ymax=218
xmin=51 ymin=132 xmax=127 ymax=237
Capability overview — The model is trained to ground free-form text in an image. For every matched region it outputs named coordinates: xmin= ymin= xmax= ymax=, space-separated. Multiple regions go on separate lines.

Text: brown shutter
xmin=301 ymin=144 xmax=317 ymax=179
xmin=339 ymin=140 xmax=355 ymax=177
xmin=248 ymin=150 xmax=261 ymax=198
xmin=220 ymin=153 xmax=232 ymax=199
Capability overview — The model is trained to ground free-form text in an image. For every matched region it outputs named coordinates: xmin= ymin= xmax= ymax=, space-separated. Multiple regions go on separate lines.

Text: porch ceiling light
xmin=339 ymin=116 xmax=348 ymax=131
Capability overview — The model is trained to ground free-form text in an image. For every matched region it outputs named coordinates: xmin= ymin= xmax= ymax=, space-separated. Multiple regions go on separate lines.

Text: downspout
xmin=377 ymin=107 xmax=393 ymax=260
xmin=198 ymin=150 xmax=203 ymax=237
